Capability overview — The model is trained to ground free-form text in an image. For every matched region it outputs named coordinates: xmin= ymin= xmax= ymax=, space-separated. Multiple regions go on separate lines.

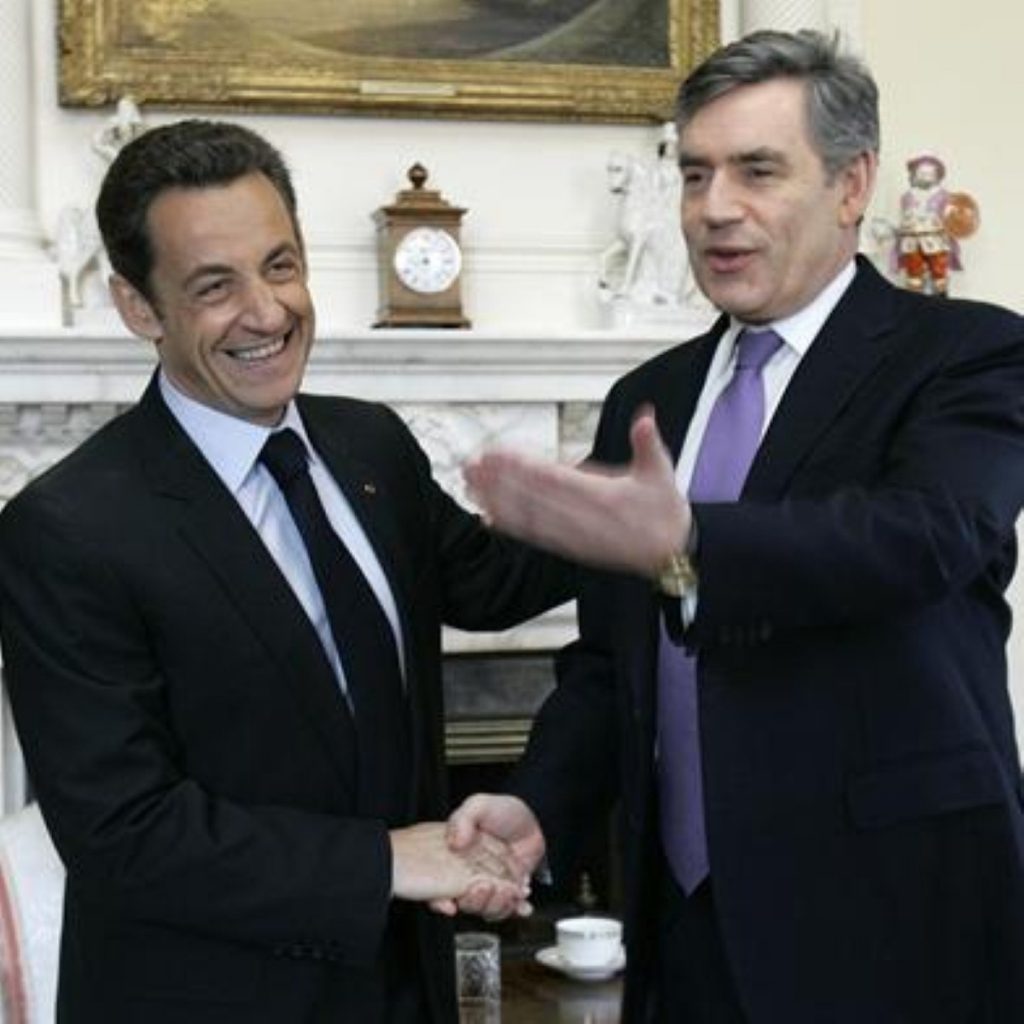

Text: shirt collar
xmin=158 ymin=371 xmax=309 ymax=495
xmin=730 ymin=259 xmax=857 ymax=358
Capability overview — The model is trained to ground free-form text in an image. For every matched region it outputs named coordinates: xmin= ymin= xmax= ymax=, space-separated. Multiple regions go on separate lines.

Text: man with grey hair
xmin=450 ymin=29 xmax=1024 ymax=1022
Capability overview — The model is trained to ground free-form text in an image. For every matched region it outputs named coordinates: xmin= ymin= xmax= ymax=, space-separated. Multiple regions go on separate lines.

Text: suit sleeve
xmin=506 ymin=598 xmax=622 ymax=885
xmin=0 ymin=487 xmax=392 ymax=965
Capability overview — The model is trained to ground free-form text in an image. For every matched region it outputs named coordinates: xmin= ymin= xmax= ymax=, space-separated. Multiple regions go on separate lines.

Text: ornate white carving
xmin=598 ymin=126 xmax=708 ymax=328
xmin=560 ymin=402 xmax=601 ymax=464
xmin=397 ymin=403 xmax=558 ymax=508
xmin=50 ymin=98 xmax=150 ymax=325
xmin=91 ymin=97 xmax=147 ymax=165
xmin=0 ymin=403 xmax=127 ymax=502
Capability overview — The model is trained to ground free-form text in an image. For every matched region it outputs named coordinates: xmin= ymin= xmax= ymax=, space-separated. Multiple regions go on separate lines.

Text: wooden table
xmin=491 ymin=954 xmax=622 ymax=1023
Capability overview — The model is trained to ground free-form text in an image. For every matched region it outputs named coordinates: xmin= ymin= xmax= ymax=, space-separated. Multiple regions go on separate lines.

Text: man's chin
xmin=699 ymin=285 xmax=764 ymax=321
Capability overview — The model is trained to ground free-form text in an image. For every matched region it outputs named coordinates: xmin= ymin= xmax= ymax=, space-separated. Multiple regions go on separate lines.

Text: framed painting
xmin=59 ymin=0 xmax=719 ymax=123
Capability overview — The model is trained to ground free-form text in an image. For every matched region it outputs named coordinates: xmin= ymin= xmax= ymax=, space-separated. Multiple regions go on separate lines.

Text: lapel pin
xmin=363 ymin=482 xmax=377 ymax=495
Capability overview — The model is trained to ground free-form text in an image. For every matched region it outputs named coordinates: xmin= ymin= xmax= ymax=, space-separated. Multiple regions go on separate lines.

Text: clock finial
xmin=408 ymin=163 xmax=429 ymax=191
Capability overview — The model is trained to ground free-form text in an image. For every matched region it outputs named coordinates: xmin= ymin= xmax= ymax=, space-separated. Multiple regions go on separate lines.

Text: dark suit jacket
xmin=0 ymin=380 xmax=573 ymax=1023
xmin=511 ymin=260 xmax=1024 ymax=1023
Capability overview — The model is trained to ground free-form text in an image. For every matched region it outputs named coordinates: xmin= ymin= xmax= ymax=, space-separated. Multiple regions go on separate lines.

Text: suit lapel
xmin=654 ymin=315 xmax=728 ymax=462
xmin=135 ymin=383 xmax=359 ymax=791
xmin=745 ymin=259 xmax=902 ymax=499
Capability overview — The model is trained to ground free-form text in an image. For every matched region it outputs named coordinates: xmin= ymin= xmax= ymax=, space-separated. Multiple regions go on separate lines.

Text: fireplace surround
xmin=0 ymin=319 xmax=714 ymax=814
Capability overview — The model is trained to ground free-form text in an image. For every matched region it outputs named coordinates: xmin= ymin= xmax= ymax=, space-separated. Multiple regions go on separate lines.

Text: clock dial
xmin=393 ymin=227 xmax=462 ymax=294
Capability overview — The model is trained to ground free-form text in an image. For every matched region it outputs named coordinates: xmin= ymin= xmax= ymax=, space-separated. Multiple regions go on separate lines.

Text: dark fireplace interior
xmin=443 ymin=651 xmax=620 ymax=953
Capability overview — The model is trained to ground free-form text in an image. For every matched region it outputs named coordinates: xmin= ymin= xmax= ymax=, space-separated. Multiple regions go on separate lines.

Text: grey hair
xmin=675 ymin=30 xmax=879 ymax=177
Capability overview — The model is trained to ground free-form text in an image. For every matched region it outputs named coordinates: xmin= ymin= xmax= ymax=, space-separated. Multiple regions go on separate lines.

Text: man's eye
xmin=196 ymin=279 xmax=229 ymax=299
xmin=267 ymin=263 xmax=297 ymax=282
xmin=682 ymin=170 xmax=708 ymax=187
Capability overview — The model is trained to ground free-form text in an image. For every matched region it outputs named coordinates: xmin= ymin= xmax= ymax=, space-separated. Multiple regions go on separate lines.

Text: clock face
xmin=393 ymin=227 xmax=462 ymax=295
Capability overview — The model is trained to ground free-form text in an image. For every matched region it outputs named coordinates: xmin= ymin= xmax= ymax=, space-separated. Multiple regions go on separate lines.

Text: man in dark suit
xmin=0 ymin=120 xmax=567 ymax=1022
xmin=452 ymin=30 xmax=1024 ymax=1023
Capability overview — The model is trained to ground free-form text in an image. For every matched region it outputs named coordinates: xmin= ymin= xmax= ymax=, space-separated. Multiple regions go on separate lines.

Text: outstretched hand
xmin=464 ymin=410 xmax=689 ymax=577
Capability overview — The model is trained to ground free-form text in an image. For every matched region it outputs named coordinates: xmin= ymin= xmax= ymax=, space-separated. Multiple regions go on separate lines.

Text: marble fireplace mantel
xmin=0 ymin=324 xmax=698 ymax=403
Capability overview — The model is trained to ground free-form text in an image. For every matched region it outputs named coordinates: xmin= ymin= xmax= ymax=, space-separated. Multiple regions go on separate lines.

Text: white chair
xmin=0 ymin=804 xmax=64 ymax=1024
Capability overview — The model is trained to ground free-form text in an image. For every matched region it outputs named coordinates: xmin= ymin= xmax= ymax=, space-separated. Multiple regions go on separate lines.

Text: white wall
xmin=862 ymin=0 xmax=1024 ymax=750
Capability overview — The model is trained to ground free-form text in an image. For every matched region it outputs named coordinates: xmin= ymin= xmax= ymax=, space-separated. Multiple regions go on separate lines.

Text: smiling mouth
xmin=227 ymin=331 xmax=290 ymax=364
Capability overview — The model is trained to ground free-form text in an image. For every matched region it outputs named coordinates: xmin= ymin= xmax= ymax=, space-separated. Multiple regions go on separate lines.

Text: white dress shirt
xmin=159 ymin=373 xmax=405 ymax=700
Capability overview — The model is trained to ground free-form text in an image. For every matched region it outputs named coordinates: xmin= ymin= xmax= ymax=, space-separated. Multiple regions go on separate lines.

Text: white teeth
xmin=230 ymin=336 xmax=286 ymax=362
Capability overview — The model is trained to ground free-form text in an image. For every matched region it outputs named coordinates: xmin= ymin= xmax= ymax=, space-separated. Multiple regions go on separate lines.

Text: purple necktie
xmin=658 ymin=328 xmax=783 ymax=893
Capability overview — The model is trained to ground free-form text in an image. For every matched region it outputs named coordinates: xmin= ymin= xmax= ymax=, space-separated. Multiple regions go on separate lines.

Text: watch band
xmin=656 ymin=549 xmax=698 ymax=597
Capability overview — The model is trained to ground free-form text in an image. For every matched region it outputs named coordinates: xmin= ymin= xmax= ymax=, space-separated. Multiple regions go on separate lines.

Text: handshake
xmin=390 ymin=794 xmax=542 ymax=921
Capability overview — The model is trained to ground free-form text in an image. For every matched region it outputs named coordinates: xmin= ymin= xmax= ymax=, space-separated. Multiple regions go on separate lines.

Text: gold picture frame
xmin=59 ymin=0 xmax=719 ymax=123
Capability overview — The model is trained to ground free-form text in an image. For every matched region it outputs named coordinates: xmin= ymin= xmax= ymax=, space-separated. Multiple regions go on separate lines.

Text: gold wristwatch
xmin=655 ymin=549 xmax=698 ymax=597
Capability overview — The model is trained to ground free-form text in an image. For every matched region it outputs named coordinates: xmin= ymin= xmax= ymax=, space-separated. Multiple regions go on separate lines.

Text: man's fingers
xmin=629 ymin=409 xmax=672 ymax=478
xmin=456 ymin=880 xmax=497 ymax=916
xmin=457 ymin=879 xmax=531 ymax=922
xmin=445 ymin=809 xmax=477 ymax=852
xmin=470 ymin=832 xmax=530 ymax=884
xmin=429 ymin=897 xmax=458 ymax=917
xmin=446 ymin=793 xmax=500 ymax=851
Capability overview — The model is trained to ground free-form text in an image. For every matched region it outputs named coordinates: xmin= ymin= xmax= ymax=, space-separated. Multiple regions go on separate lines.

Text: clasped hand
xmin=390 ymin=795 xmax=545 ymax=921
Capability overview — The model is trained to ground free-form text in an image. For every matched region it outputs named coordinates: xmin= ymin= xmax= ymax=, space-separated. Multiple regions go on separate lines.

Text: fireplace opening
xmin=443 ymin=651 xmax=621 ymax=953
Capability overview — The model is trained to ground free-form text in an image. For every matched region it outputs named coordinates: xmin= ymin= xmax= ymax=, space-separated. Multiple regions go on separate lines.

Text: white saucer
xmin=535 ymin=944 xmax=626 ymax=982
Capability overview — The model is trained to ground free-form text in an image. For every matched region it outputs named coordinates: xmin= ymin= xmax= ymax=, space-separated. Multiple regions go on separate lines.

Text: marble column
xmin=0 ymin=0 xmax=61 ymax=329
xmin=729 ymin=0 xmax=863 ymax=48
xmin=740 ymin=0 xmax=828 ymax=32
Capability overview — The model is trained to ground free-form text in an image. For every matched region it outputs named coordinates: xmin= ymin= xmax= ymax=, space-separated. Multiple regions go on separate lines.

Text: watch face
xmin=393 ymin=227 xmax=462 ymax=294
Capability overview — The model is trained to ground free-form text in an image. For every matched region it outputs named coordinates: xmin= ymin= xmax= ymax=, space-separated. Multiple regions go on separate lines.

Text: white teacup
xmin=555 ymin=915 xmax=622 ymax=969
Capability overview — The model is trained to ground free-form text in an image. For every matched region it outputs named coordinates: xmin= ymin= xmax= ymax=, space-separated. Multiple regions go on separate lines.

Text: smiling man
xmin=0 ymin=121 xmax=572 ymax=1023
xmin=453 ymin=30 xmax=1024 ymax=1023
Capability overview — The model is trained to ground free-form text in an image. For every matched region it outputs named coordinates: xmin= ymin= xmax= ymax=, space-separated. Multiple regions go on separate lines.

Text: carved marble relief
xmin=396 ymin=403 xmax=559 ymax=507
xmin=0 ymin=404 xmax=128 ymax=502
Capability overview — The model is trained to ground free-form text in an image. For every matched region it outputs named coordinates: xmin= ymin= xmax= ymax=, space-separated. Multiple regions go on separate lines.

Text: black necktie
xmin=260 ymin=428 xmax=410 ymax=823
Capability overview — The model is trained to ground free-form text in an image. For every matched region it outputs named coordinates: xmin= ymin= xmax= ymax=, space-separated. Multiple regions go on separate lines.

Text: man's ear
xmin=109 ymin=274 xmax=162 ymax=342
xmin=837 ymin=150 xmax=878 ymax=229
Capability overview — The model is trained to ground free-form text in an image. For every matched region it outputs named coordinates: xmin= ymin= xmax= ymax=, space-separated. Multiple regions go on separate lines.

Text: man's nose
xmin=700 ymin=174 xmax=744 ymax=226
xmin=240 ymin=278 xmax=287 ymax=331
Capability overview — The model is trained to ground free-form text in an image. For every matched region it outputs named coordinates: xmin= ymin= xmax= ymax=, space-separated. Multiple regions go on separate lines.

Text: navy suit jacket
xmin=0 ymin=381 xmax=573 ymax=1023
xmin=512 ymin=259 xmax=1024 ymax=1022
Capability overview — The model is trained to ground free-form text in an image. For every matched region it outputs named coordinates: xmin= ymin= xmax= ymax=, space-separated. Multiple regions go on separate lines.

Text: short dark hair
xmin=676 ymin=30 xmax=879 ymax=178
xmin=95 ymin=119 xmax=300 ymax=299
